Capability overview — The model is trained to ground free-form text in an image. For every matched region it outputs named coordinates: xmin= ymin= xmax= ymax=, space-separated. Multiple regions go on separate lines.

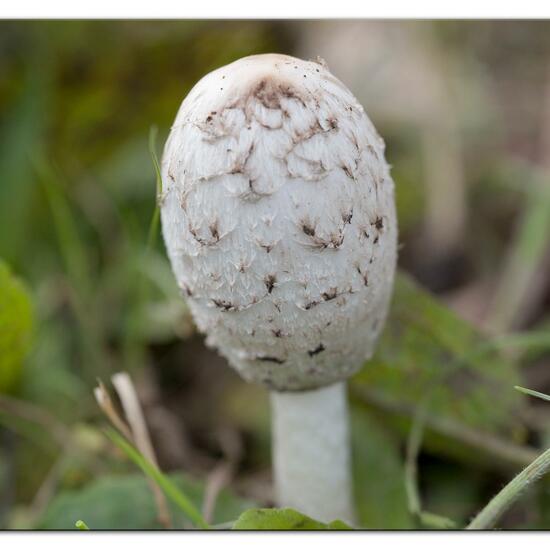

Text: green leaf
xmin=232 ymin=508 xmax=353 ymax=530
xmin=0 ymin=259 xmax=34 ymax=393
xmin=351 ymin=407 xmax=413 ymax=528
xmin=75 ymin=519 xmax=90 ymax=530
xmin=37 ymin=473 xmax=253 ymax=530
xmin=353 ymin=272 xmax=523 ymax=442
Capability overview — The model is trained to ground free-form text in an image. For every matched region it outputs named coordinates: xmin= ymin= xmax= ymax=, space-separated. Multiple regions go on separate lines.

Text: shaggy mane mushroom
xmin=160 ymin=53 xmax=398 ymax=523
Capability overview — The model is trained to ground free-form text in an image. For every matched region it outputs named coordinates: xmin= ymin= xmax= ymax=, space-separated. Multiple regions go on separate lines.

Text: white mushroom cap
xmin=161 ymin=53 xmax=397 ymax=392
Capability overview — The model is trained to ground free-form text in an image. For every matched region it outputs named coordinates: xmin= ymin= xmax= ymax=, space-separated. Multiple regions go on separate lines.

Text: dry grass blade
xmin=94 ymin=375 xmax=171 ymax=528
xmin=111 ymin=373 xmax=159 ymax=469
xmin=202 ymin=463 xmax=234 ymax=524
xmin=110 ymin=372 xmax=172 ymax=529
xmin=30 ymin=445 xmax=70 ymax=518
xmin=93 ymin=380 xmax=132 ymax=441
xmin=201 ymin=429 xmax=243 ymax=524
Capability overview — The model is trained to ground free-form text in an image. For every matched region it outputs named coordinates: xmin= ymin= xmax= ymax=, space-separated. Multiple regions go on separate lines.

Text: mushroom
xmin=160 ymin=53 xmax=397 ymax=523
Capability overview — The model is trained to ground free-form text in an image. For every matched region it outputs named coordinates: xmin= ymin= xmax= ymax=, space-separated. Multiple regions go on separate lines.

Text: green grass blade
xmin=467 ymin=445 xmax=550 ymax=529
xmin=146 ymin=125 xmax=163 ymax=251
xmin=418 ymin=511 xmax=456 ymax=530
xmin=104 ymin=428 xmax=209 ymax=529
xmin=496 ymin=330 xmax=550 ymax=353
xmin=451 ymin=329 xmax=550 ymax=372
xmin=120 ymin=127 xmax=164 ymax=370
xmin=514 ymin=386 xmax=550 ymax=403
xmin=468 ymin=385 xmax=550 ymax=529
xmin=148 ymin=125 xmax=163 ymax=195
xmin=488 ymin=176 xmax=550 ymax=332
xmin=34 ymin=158 xmax=93 ymax=299
xmin=404 ymin=402 xmax=426 ymax=517
xmin=0 ymin=55 xmax=51 ymax=265
xmin=33 ymin=157 xmax=107 ymax=376
xmin=404 ymin=400 xmax=456 ymax=529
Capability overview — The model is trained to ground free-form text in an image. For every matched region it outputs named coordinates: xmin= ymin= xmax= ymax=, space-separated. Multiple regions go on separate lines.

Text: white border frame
xmin=1 ymin=1 xmax=550 ymax=19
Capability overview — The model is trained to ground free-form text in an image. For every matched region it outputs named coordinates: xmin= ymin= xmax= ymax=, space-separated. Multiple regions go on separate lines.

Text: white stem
xmin=270 ymin=381 xmax=354 ymax=523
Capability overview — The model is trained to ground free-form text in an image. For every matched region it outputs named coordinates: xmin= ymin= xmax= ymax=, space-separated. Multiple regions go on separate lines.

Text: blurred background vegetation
xmin=1 ymin=20 xmax=550 ymax=530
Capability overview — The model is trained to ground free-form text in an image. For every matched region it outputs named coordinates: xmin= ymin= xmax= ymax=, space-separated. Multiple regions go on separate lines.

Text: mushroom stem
xmin=270 ymin=381 xmax=355 ymax=523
